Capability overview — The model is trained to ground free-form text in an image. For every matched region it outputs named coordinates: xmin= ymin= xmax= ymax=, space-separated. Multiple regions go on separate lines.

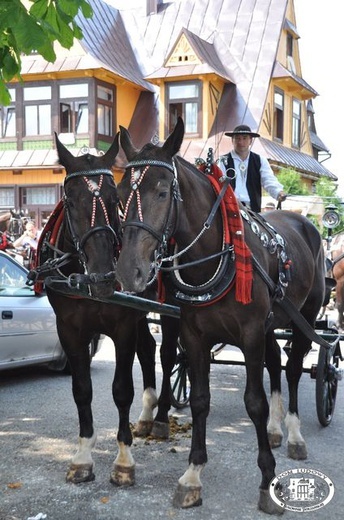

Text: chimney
xmin=146 ymin=0 xmax=160 ymax=15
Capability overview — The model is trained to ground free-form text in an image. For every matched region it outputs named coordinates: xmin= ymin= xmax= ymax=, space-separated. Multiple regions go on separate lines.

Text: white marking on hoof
xmin=285 ymin=412 xmax=307 ymax=459
xmin=111 ymin=441 xmax=135 ymax=486
xmin=114 ymin=441 xmax=135 ymax=468
xmin=178 ymin=463 xmax=204 ymax=488
xmin=267 ymin=391 xmax=284 ymax=448
xmin=71 ymin=433 xmax=97 ymax=466
xmin=284 ymin=412 xmax=305 ymax=445
xmin=173 ymin=464 xmax=204 ymax=508
xmin=138 ymin=387 xmax=158 ymax=423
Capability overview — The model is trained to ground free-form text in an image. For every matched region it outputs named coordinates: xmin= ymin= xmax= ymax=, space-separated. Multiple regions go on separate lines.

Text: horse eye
xmin=158 ymin=191 xmax=168 ymax=200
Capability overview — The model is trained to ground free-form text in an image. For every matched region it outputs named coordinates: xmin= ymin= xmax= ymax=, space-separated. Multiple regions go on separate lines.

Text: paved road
xmin=0 ymin=336 xmax=343 ymax=520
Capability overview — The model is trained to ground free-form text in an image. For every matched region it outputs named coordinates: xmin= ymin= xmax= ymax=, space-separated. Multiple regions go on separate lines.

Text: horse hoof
xmin=134 ymin=420 xmax=153 ymax=437
xmin=66 ymin=463 xmax=95 ymax=484
xmin=150 ymin=420 xmax=169 ymax=439
xmin=268 ymin=432 xmax=283 ymax=449
xmin=287 ymin=442 xmax=307 ymax=460
xmin=110 ymin=464 xmax=135 ymax=486
xmin=258 ymin=489 xmax=284 ymax=515
xmin=172 ymin=484 xmax=202 ymax=508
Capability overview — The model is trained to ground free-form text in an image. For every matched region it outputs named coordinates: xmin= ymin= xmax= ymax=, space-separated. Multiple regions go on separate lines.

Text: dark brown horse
xmin=116 ymin=118 xmax=325 ymax=513
xmin=0 ymin=209 xmax=26 ymax=246
xmin=34 ymin=135 xmax=178 ymax=486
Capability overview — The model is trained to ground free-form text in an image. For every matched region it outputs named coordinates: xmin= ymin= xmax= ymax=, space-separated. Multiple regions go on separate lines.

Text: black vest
xmin=225 ymin=152 xmax=262 ymax=212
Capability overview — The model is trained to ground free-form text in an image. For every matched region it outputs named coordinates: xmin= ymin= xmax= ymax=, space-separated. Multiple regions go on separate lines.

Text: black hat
xmin=225 ymin=124 xmax=260 ymax=138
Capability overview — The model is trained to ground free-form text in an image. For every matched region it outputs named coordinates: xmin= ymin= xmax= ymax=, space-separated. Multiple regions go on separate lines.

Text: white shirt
xmin=219 ymin=151 xmax=283 ymax=204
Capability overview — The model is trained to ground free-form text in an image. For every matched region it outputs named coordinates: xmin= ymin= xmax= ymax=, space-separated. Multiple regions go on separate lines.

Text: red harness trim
xmin=34 ymin=200 xmax=64 ymax=294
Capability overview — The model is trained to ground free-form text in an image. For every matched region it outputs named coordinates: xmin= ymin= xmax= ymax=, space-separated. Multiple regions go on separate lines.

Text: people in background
xmin=13 ymin=221 xmax=41 ymax=250
xmin=219 ymin=125 xmax=286 ymax=212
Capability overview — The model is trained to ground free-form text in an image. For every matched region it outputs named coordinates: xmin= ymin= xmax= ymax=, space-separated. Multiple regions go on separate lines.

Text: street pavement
xmin=0 ymin=332 xmax=343 ymax=520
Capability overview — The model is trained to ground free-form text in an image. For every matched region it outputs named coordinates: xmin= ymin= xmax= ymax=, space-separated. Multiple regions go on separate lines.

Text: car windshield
xmin=0 ymin=254 xmax=31 ymax=295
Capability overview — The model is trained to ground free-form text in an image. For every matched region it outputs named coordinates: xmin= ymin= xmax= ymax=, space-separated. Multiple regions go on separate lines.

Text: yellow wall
xmin=0 ymin=169 xmax=64 ymax=185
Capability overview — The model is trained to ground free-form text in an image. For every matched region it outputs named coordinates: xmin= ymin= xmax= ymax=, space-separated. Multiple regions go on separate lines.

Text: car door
xmin=0 ymin=252 xmax=60 ymax=369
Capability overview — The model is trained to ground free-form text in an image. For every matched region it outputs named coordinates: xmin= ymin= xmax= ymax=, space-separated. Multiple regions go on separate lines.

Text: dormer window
xmin=166 ymin=80 xmax=201 ymax=137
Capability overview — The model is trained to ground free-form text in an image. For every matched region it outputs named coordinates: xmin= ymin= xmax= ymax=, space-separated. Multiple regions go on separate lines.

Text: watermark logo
xmin=269 ymin=468 xmax=335 ymax=512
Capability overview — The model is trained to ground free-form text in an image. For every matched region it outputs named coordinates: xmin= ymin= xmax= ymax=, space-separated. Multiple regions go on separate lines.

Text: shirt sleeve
xmin=259 ymin=156 xmax=284 ymax=199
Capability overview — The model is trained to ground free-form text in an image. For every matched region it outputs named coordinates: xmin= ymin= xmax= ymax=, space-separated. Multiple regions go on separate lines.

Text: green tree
xmin=276 ymin=167 xmax=309 ymax=195
xmin=0 ymin=0 xmax=92 ymax=106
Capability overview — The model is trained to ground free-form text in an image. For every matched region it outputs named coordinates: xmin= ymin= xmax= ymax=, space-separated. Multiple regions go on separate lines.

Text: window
xmin=0 ymin=187 xmax=15 ymax=207
xmin=1 ymin=89 xmax=16 ymax=138
xmin=59 ymin=83 xmax=89 ymax=135
xmin=22 ymin=187 xmax=56 ymax=205
xmin=166 ymin=81 xmax=201 ymax=136
xmin=273 ymin=88 xmax=284 ymax=141
xmin=97 ymin=85 xmax=114 ymax=136
xmin=292 ymin=99 xmax=301 ymax=148
xmin=24 ymin=86 xmax=51 ymax=136
xmin=287 ymin=33 xmax=293 ymax=58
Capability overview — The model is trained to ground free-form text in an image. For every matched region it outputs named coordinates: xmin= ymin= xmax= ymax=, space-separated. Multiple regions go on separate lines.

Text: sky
xmin=294 ymin=1 xmax=343 ymax=195
xmin=107 ymin=0 xmax=342 ymax=193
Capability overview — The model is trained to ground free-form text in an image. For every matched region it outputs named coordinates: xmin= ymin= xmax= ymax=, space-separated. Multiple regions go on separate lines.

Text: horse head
xmin=55 ymin=133 xmax=121 ymax=298
xmin=117 ymin=118 xmax=186 ymax=293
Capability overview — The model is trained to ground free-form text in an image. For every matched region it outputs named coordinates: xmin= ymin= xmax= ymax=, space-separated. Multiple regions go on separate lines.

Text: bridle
xmin=122 ymin=159 xmax=180 ymax=244
xmin=63 ymin=168 xmax=120 ymax=263
xmin=55 ymin=168 xmax=120 ymax=288
xmin=121 ymin=158 xmax=233 ymax=289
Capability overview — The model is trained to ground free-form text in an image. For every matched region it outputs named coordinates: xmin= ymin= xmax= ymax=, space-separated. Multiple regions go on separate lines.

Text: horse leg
xmin=151 ymin=315 xmax=180 ymax=439
xmin=60 ymin=330 xmax=96 ymax=484
xmin=265 ymin=332 xmax=284 ymax=449
xmin=110 ymin=328 xmax=136 ymax=486
xmin=243 ymin=344 xmax=283 ymax=515
xmin=284 ymin=327 xmax=310 ymax=460
xmin=135 ymin=316 xmax=158 ymax=437
xmin=172 ymin=337 xmax=209 ymax=509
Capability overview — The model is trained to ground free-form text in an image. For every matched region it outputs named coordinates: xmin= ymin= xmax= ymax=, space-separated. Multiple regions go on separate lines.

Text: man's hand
xmin=277 ymin=191 xmax=287 ymax=202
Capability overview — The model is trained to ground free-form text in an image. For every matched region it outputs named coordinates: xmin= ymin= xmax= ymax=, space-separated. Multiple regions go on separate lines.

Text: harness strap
xmin=252 ymin=254 xmax=338 ymax=350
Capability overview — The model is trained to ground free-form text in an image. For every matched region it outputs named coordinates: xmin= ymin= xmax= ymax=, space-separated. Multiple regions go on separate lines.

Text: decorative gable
xmin=165 ymin=33 xmax=202 ymax=66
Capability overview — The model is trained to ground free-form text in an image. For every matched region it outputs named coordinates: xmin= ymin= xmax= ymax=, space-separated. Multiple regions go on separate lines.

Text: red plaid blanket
xmin=201 ymin=162 xmax=253 ymax=304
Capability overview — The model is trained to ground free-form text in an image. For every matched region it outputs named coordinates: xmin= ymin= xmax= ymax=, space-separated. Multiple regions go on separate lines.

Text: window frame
xmin=165 ymin=80 xmax=202 ymax=138
xmin=96 ymin=82 xmax=116 ymax=140
xmin=58 ymin=82 xmax=90 ymax=136
xmin=23 ymin=85 xmax=52 ymax=137
xmin=291 ymin=98 xmax=301 ymax=149
xmin=273 ymin=87 xmax=284 ymax=142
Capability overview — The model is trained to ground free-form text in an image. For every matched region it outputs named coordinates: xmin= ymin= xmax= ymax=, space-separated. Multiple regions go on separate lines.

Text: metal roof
xmin=146 ymin=28 xmax=234 ymax=82
xmin=258 ymin=137 xmax=336 ymax=180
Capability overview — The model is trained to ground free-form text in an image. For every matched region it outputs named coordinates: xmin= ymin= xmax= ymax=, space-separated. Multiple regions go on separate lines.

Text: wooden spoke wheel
xmin=170 ymin=340 xmax=190 ymax=409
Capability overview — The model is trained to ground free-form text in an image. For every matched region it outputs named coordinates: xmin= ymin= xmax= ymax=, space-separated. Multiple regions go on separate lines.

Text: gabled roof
xmin=76 ymin=0 xmax=154 ymax=91
xmin=119 ymin=0 xmax=291 ymax=136
xmin=146 ymin=28 xmax=234 ymax=82
xmin=273 ymin=61 xmax=318 ymax=98
xmin=20 ymin=0 xmax=153 ymax=91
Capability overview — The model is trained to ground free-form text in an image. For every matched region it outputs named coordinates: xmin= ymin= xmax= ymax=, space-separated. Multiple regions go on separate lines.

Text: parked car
xmin=0 ymin=250 xmax=101 ymax=372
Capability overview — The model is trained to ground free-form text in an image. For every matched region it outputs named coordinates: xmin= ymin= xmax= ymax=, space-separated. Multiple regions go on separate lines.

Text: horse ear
xmin=102 ymin=132 xmax=120 ymax=169
xmin=162 ymin=117 xmax=184 ymax=157
xmin=55 ymin=132 xmax=75 ymax=167
xmin=119 ymin=126 xmax=139 ymax=161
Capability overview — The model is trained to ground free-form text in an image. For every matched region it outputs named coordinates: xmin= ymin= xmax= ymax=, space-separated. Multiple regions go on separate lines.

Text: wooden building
xmin=0 ymin=0 xmax=335 ymax=227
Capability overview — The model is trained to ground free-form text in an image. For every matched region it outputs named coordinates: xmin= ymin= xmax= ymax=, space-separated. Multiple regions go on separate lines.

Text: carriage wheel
xmin=170 ymin=340 xmax=190 ymax=409
xmin=315 ymin=344 xmax=340 ymax=426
